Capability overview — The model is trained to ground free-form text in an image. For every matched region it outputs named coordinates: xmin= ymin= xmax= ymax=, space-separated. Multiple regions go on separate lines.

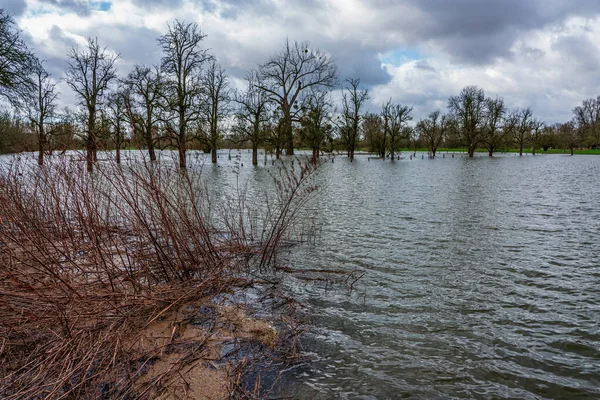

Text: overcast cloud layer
xmin=4 ymin=0 xmax=600 ymax=123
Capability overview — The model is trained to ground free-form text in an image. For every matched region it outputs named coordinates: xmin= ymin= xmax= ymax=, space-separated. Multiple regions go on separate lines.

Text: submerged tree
xmin=65 ymin=37 xmax=118 ymax=171
xmin=233 ymin=70 xmax=271 ymax=166
xmin=26 ymin=61 xmax=59 ymax=166
xmin=299 ymin=89 xmax=333 ymax=161
xmin=123 ymin=65 xmax=162 ymax=161
xmin=513 ymin=107 xmax=533 ymax=156
xmin=202 ymin=61 xmax=229 ymax=164
xmin=362 ymin=113 xmax=384 ymax=156
xmin=258 ymin=39 xmax=337 ymax=155
xmin=448 ymin=86 xmax=486 ymax=157
xmin=0 ymin=10 xmax=35 ymax=107
xmin=105 ymin=91 xmax=128 ymax=164
xmin=158 ymin=20 xmax=212 ymax=169
xmin=482 ymin=96 xmax=507 ymax=157
xmin=417 ymin=110 xmax=449 ymax=159
xmin=340 ymin=78 xmax=369 ymax=161
xmin=385 ymin=102 xmax=412 ymax=160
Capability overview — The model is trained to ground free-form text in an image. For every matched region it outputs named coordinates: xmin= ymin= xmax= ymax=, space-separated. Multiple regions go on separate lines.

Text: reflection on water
xmin=3 ymin=150 xmax=600 ymax=399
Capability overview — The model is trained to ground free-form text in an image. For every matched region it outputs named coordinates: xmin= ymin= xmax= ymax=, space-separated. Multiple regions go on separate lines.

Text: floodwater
xmin=3 ymin=150 xmax=600 ymax=399
xmin=278 ymin=152 xmax=600 ymax=399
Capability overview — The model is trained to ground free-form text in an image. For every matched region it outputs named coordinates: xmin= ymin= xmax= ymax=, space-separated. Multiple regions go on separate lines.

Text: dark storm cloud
xmin=371 ymin=0 xmax=600 ymax=64
xmin=2 ymin=0 xmax=27 ymax=16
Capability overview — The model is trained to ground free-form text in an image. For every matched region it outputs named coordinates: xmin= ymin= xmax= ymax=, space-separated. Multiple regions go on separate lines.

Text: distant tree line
xmin=1 ymin=10 xmax=598 ymax=168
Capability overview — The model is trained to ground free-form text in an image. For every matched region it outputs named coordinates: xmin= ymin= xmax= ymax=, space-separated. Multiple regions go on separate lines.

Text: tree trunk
xmin=179 ymin=142 xmax=187 ymax=169
xmin=146 ymin=133 xmax=156 ymax=161
xmin=488 ymin=150 xmax=493 ymax=157
xmin=252 ymin=143 xmax=258 ymax=166
xmin=283 ymin=113 xmax=293 ymax=155
xmin=532 ymin=146 xmax=536 ymax=155
xmin=211 ymin=146 xmax=217 ymax=164
xmin=87 ymin=120 xmax=95 ymax=172
xmin=275 ymin=146 xmax=280 ymax=159
xmin=468 ymin=145 xmax=475 ymax=157
xmin=519 ymin=143 xmax=523 ymax=156
xmin=38 ymin=130 xmax=45 ymax=166
xmin=116 ymin=145 xmax=121 ymax=164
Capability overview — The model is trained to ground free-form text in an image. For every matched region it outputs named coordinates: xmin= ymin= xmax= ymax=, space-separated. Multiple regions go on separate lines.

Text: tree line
xmin=1 ymin=10 xmax=599 ymax=170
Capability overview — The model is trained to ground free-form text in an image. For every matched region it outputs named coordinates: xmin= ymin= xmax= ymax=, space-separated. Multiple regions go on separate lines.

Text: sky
xmin=4 ymin=0 xmax=600 ymax=124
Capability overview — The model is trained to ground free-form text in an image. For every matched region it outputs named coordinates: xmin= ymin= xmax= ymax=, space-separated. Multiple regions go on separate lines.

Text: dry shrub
xmin=0 ymin=155 xmax=321 ymax=399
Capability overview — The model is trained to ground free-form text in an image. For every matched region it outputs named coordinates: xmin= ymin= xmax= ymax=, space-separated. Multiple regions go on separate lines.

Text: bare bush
xmin=0 ymin=154 xmax=321 ymax=399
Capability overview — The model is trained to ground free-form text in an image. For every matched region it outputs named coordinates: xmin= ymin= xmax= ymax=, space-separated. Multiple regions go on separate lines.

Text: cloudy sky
xmin=4 ymin=0 xmax=600 ymax=123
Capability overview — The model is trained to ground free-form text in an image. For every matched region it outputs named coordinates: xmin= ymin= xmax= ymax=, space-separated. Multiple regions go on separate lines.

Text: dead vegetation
xmin=0 ymin=155 xmax=320 ymax=399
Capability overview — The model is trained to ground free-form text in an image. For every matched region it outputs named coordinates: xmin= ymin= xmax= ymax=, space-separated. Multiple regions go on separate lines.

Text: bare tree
xmin=362 ymin=113 xmax=384 ymax=156
xmin=122 ymin=65 xmax=162 ymax=161
xmin=482 ymin=96 xmax=507 ymax=157
xmin=385 ymin=103 xmax=412 ymax=160
xmin=27 ymin=61 xmax=59 ymax=166
xmin=65 ymin=37 xmax=118 ymax=171
xmin=258 ymin=39 xmax=337 ymax=155
xmin=202 ymin=61 xmax=229 ymax=164
xmin=512 ymin=107 xmax=533 ymax=156
xmin=233 ymin=70 xmax=271 ymax=165
xmin=105 ymin=91 xmax=128 ymax=164
xmin=299 ymin=89 xmax=333 ymax=161
xmin=557 ymin=121 xmax=577 ymax=155
xmin=417 ymin=110 xmax=449 ymax=159
xmin=0 ymin=10 xmax=35 ymax=108
xmin=158 ymin=20 xmax=212 ymax=169
xmin=573 ymin=96 xmax=600 ymax=148
xmin=448 ymin=86 xmax=486 ymax=157
xmin=340 ymin=78 xmax=369 ymax=161
xmin=530 ymin=118 xmax=545 ymax=155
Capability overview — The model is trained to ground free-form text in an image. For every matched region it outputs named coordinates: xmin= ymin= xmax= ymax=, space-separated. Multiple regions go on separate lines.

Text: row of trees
xmin=1 ymin=10 xmax=599 ymax=169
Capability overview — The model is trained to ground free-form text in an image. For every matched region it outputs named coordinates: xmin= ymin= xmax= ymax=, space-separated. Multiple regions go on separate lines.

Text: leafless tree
xmin=299 ymin=89 xmax=334 ymax=161
xmin=27 ymin=61 xmax=59 ymax=166
xmin=512 ymin=107 xmax=533 ymax=156
xmin=65 ymin=37 xmax=118 ymax=171
xmin=340 ymin=78 xmax=369 ymax=161
xmin=0 ymin=10 xmax=35 ymax=108
xmin=573 ymin=96 xmax=600 ymax=148
xmin=448 ymin=85 xmax=486 ymax=157
xmin=122 ymin=65 xmax=163 ymax=161
xmin=202 ymin=61 xmax=229 ymax=164
xmin=385 ymin=102 xmax=412 ymax=160
xmin=233 ymin=70 xmax=271 ymax=165
xmin=530 ymin=118 xmax=545 ymax=155
xmin=362 ymin=113 xmax=384 ymax=156
xmin=158 ymin=20 xmax=212 ymax=169
xmin=105 ymin=91 xmax=128 ymax=164
xmin=258 ymin=39 xmax=337 ymax=155
xmin=417 ymin=110 xmax=449 ymax=159
xmin=557 ymin=121 xmax=578 ymax=155
xmin=482 ymin=96 xmax=507 ymax=157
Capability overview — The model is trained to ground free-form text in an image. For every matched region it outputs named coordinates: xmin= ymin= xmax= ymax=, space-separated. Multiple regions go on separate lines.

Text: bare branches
xmin=0 ymin=10 xmax=36 ymax=108
xmin=158 ymin=20 xmax=213 ymax=169
xmin=26 ymin=61 xmax=59 ymax=165
xmin=65 ymin=37 xmax=118 ymax=171
xmin=340 ymin=77 xmax=369 ymax=161
xmin=202 ymin=61 xmax=230 ymax=164
xmin=447 ymin=85 xmax=486 ymax=157
xmin=258 ymin=39 xmax=337 ymax=155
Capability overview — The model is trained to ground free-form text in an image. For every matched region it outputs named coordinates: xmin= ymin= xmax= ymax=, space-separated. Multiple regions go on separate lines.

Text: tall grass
xmin=0 ymin=155 xmax=320 ymax=399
